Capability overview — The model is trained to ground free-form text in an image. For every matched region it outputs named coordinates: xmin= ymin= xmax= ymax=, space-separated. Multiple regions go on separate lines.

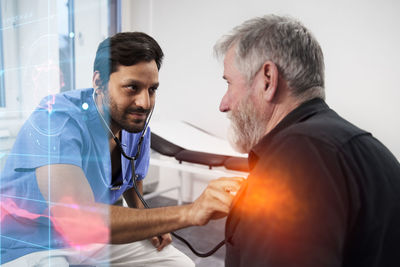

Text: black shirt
xmin=225 ymin=98 xmax=400 ymax=267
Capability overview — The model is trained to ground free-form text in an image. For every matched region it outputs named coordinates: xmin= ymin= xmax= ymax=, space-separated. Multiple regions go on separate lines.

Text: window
xmin=0 ymin=0 xmax=121 ymax=162
xmin=0 ymin=0 xmax=120 ymax=115
xmin=58 ymin=0 xmax=75 ymax=92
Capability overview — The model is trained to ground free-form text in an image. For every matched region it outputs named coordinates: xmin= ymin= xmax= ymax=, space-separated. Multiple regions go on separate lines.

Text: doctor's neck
xmin=109 ymin=122 xmax=122 ymax=139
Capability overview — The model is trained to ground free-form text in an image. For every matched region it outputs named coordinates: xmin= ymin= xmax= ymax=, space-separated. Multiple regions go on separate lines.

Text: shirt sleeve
xmin=226 ymin=135 xmax=350 ymax=267
xmin=10 ymin=109 xmax=84 ymax=171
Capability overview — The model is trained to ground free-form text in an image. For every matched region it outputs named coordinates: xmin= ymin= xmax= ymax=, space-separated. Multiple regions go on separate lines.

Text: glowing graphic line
xmin=0 ymin=58 xmax=78 ymax=76
xmin=4 ymin=152 xmax=105 ymax=162
xmin=0 ymin=235 xmax=49 ymax=250
xmin=0 ymin=194 xmax=109 ymax=214
xmin=37 ymin=94 xmax=56 ymax=113
xmin=0 ymin=15 xmax=56 ymax=31
xmin=31 ymin=59 xmax=61 ymax=113
xmin=0 ymin=193 xmax=49 ymax=205
xmin=47 ymin=0 xmax=52 ymax=253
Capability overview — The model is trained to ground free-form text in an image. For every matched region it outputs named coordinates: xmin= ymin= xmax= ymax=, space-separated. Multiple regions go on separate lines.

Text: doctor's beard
xmin=102 ymin=89 xmax=150 ymax=133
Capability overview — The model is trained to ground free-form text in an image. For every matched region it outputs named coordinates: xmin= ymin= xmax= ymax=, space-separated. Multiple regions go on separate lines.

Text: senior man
xmin=0 ymin=32 xmax=242 ymax=266
xmin=215 ymin=15 xmax=400 ymax=267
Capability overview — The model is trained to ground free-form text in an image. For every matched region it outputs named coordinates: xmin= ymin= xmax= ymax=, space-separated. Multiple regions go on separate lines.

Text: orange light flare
xmin=240 ymin=169 xmax=308 ymax=232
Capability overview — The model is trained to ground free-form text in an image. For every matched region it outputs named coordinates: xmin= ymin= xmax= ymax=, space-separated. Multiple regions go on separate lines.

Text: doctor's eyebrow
xmin=122 ymin=79 xmax=159 ymax=88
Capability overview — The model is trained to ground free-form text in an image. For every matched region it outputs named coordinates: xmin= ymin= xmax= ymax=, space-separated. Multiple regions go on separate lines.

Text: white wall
xmin=122 ymin=0 xmax=400 ymax=161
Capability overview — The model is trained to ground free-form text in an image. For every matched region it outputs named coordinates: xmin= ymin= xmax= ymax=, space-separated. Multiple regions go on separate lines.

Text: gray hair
xmin=214 ymin=15 xmax=325 ymax=100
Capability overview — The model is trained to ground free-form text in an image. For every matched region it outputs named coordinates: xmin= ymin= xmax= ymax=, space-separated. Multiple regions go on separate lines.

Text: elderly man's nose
xmin=219 ymin=93 xmax=230 ymax=112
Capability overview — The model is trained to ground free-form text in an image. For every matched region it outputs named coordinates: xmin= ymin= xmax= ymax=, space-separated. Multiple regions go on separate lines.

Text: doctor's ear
xmin=92 ymin=71 xmax=105 ymax=93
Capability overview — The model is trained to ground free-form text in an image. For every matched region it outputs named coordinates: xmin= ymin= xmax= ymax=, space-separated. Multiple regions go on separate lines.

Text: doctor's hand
xmin=150 ymin=233 xmax=172 ymax=251
xmin=186 ymin=177 xmax=244 ymax=226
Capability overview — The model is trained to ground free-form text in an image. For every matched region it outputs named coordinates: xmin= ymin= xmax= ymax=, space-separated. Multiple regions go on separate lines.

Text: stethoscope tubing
xmin=93 ymin=88 xmax=225 ymax=257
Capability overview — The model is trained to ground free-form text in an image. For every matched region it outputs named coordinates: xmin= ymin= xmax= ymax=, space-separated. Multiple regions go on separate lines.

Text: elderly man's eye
xmin=149 ymin=87 xmax=158 ymax=94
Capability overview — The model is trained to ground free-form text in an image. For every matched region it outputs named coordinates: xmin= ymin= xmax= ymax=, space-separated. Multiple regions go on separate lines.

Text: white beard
xmin=227 ymin=93 xmax=268 ymax=153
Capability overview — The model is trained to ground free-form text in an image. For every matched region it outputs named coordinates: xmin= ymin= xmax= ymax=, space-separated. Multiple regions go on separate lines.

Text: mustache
xmin=227 ymin=111 xmax=235 ymax=121
xmin=125 ymin=107 xmax=151 ymax=115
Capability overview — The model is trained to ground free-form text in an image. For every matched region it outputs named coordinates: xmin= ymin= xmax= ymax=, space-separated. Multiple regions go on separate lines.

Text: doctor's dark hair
xmin=93 ymin=32 xmax=164 ymax=86
xmin=214 ymin=15 xmax=325 ymax=100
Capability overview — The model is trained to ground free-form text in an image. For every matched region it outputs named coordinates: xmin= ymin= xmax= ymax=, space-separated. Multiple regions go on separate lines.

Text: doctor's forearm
xmin=109 ymin=203 xmax=193 ymax=244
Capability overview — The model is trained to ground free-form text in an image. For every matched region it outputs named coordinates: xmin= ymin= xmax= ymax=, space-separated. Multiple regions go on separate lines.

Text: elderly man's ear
xmin=262 ymin=61 xmax=279 ymax=102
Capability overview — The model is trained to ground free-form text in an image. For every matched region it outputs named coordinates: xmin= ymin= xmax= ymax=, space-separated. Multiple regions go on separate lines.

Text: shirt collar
xmin=248 ymin=97 xmax=329 ymax=169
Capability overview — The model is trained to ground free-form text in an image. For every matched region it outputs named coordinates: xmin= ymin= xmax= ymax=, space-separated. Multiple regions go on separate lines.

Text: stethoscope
xmin=92 ymin=88 xmax=225 ymax=257
xmin=92 ymin=88 xmax=151 ymax=191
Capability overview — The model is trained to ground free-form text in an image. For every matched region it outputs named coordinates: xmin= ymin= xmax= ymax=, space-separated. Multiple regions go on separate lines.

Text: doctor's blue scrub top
xmin=0 ymin=88 xmax=151 ymax=264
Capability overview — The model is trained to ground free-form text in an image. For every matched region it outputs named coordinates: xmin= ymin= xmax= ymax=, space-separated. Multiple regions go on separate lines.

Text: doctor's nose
xmin=135 ymin=90 xmax=151 ymax=110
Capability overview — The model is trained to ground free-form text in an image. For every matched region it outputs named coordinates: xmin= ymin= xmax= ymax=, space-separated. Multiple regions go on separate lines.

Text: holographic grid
xmin=0 ymin=0 xmax=59 ymax=264
xmin=0 ymin=0 xmax=117 ymax=265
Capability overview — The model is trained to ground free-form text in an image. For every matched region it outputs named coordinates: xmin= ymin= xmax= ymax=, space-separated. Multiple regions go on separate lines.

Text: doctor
xmin=0 ymin=32 xmax=242 ymax=266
